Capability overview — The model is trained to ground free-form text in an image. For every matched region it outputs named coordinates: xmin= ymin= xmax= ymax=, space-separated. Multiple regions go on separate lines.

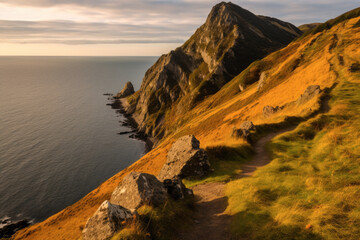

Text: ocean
xmin=0 ymin=56 xmax=157 ymax=225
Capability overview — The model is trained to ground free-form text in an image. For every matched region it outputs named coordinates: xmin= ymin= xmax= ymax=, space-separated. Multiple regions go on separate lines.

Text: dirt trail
xmin=178 ymin=127 xmax=295 ymax=240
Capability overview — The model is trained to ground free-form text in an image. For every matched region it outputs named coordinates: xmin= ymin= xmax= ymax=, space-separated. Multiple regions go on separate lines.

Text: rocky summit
xmin=123 ymin=1 xmax=302 ymax=141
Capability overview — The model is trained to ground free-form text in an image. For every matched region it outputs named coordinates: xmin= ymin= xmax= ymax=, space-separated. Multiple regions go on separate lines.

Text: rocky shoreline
xmin=0 ymin=218 xmax=31 ymax=239
xmin=108 ymin=97 xmax=153 ymax=153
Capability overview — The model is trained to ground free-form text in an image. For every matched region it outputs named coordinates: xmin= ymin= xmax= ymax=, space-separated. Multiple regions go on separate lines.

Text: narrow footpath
xmin=179 ymin=127 xmax=295 ymax=240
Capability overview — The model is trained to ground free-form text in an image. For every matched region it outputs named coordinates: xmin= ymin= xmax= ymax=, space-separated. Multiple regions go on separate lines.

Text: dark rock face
xmin=158 ymin=135 xmax=210 ymax=180
xmin=115 ymin=81 xmax=135 ymax=98
xmin=263 ymin=105 xmax=281 ymax=118
xmin=125 ymin=2 xmax=302 ymax=140
xmin=0 ymin=219 xmax=31 ymax=239
xmin=110 ymin=172 xmax=167 ymax=211
xmin=82 ymin=200 xmax=133 ymax=240
xmin=296 ymin=85 xmax=321 ymax=105
xmin=163 ymin=177 xmax=194 ymax=200
xmin=232 ymin=121 xmax=256 ymax=141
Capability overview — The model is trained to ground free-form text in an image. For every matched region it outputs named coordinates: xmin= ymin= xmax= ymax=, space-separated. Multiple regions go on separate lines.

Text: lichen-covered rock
xmin=296 ymin=85 xmax=321 ymax=105
xmin=163 ymin=177 xmax=194 ymax=200
xmin=110 ymin=172 xmax=167 ymax=211
xmin=158 ymin=135 xmax=210 ymax=181
xmin=115 ymin=81 xmax=134 ymax=98
xmin=82 ymin=200 xmax=133 ymax=240
xmin=263 ymin=105 xmax=281 ymax=118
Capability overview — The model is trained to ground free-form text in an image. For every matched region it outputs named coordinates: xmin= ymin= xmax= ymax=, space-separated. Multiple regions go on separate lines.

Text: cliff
xmin=13 ymin=4 xmax=360 ymax=240
xmin=124 ymin=2 xmax=302 ymax=142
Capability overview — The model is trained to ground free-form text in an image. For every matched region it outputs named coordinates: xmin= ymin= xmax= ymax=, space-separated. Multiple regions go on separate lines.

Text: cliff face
xmin=126 ymin=2 xmax=302 ymax=141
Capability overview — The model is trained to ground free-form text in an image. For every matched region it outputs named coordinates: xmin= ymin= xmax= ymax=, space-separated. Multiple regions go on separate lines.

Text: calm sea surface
xmin=0 ymin=56 xmax=156 ymax=224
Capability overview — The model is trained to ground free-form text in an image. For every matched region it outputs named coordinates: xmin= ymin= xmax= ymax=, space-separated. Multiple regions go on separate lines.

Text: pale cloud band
xmin=0 ymin=0 xmax=358 ymax=55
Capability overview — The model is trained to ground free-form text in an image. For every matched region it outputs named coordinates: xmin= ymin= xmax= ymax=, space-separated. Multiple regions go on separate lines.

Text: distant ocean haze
xmin=0 ymin=56 xmax=156 ymax=224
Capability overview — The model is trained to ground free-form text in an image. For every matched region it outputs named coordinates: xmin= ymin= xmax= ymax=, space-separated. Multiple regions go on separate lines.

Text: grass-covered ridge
xmin=225 ymin=19 xmax=360 ymax=238
xmin=302 ymin=7 xmax=360 ymax=37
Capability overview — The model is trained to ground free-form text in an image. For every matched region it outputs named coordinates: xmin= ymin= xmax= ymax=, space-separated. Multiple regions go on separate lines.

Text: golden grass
xmin=14 ymin=16 xmax=360 ymax=240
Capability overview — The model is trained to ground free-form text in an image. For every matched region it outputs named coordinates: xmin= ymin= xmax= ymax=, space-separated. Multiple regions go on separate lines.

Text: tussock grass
xmin=112 ymin=199 xmax=194 ymax=240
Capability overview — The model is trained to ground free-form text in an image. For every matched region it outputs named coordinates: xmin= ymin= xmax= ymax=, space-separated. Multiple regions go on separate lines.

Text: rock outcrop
xmin=123 ymin=2 xmax=302 ymax=140
xmin=163 ymin=177 xmax=193 ymax=200
xmin=232 ymin=121 xmax=256 ymax=141
xmin=263 ymin=105 xmax=281 ymax=118
xmin=296 ymin=85 xmax=321 ymax=105
xmin=158 ymin=135 xmax=210 ymax=180
xmin=110 ymin=172 xmax=167 ymax=211
xmin=82 ymin=200 xmax=133 ymax=240
xmin=115 ymin=81 xmax=135 ymax=98
xmin=257 ymin=72 xmax=268 ymax=91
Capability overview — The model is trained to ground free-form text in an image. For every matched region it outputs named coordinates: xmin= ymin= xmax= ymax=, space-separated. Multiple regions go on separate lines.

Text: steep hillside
xmin=125 ymin=2 xmax=301 ymax=142
xmin=13 ymin=6 xmax=360 ymax=240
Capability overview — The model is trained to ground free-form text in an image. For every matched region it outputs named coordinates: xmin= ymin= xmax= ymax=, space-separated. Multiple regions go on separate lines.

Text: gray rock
xmin=263 ymin=105 xmax=281 ymax=118
xmin=158 ymin=135 xmax=210 ymax=180
xmin=240 ymin=121 xmax=256 ymax=132
xmin=232 ymin=121 xmax=256 ymax=141
xmin=82 ymin=200 xmax=133 ymax=240
xmin=110 ymin=172 xmax=167 ymax=211
xmin=257 ymin=72 xmax=267 ymax=91
xmin=163 ymin=177 xmax=194 ymax=200
xmin=115 ymin=81 xmax=135 ymax=98
xmin=296 ymin=85 xmax=321 ymax=105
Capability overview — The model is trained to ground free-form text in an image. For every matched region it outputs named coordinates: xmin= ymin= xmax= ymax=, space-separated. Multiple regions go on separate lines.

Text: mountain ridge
xmin=124 ymin=1 xmax=302 ymax=143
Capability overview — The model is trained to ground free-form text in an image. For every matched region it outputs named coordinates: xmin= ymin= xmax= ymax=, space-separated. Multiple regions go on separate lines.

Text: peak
xmin=210 ymin=1 xmax=242 ymax=15
xmin=206 ymin=2 xmax=255 ymax=26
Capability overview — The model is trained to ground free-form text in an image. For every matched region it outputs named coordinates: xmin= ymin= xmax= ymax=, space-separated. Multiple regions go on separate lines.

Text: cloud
xmin=0 ymin=20 xmax=196 ymax=45
xmin=0 ymin=0 xmax=359 ymax=46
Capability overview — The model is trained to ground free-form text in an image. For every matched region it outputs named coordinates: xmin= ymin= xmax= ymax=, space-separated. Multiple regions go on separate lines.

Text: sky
xmin=0 ymin=0 xmax=359 ymax=56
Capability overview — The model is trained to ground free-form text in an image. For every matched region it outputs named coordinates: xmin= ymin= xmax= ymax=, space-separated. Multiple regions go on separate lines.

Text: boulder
xmin=232 ymin=121 xmax=256 ymax=140
xmin=110 ymin=172 xmax=167 ymax=211
xmin=163 ymin=177 xmax=194 ymax=200
xmin=263 ymin=105 xmax=281 ymax=118
xmin=296 ymin=85 xmax=321 ymax=105
xmin=115 ymin=81 xmax=135 ymax=98
xmin=158 ymin=135 xmax=210 ymax=181
xmin=82 ymin=200 xmax=133 ymax=240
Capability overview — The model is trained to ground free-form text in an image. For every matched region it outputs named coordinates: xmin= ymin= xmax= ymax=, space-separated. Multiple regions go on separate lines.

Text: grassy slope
xmin=226 ymin=18 xmax=360 ymax=239
xmin=13 ymin=15 xmax=360 ymax=240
